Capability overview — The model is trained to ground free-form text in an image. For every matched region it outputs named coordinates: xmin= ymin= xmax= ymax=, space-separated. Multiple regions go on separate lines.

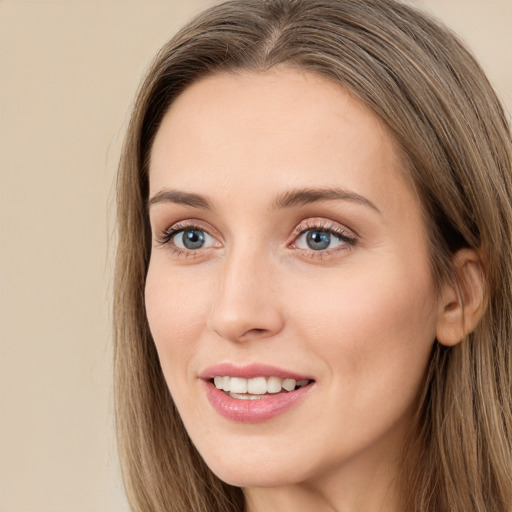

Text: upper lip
xmin=199 ymin=362 xmax=314 ymax=381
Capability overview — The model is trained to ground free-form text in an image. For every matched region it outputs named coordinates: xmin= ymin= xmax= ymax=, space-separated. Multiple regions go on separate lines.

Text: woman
xmin=114 ymin=0 xmax=512 ymax=510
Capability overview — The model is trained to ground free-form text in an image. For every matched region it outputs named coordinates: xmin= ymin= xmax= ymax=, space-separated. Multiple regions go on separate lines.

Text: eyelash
xmin=156 ymin=219 xmax=357 ymax=259
xmin=156 ymin=221 xmax=213 ymax=258
xmin=290 ymin=219 xmax=357 ymax=259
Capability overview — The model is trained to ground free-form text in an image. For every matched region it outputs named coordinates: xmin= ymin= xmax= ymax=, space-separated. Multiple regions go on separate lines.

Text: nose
xmin=207 ymin=246 xmax=285 ymax=343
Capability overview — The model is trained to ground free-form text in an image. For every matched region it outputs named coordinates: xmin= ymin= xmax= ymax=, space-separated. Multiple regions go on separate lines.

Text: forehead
xmin=149 ymin=67 xmax=413 ymax=217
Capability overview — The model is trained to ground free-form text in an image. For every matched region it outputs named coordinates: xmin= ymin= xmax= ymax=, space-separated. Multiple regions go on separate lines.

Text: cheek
xmin=291 ymin=256 xmax=438 ymax=396
xmin=144 ymin=261 xmax=209 ymax=384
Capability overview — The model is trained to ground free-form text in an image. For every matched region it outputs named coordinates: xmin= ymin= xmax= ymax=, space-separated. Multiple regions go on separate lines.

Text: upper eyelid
xmin=154 ymin=220 xmax=218 ymax=248
xmin=163 ymin=219 xmax=219 ymax=237
xmin=291 ymin=218 xmax=357 ymax=238
xmin=156 ymin=226 xmax=220 ymax=255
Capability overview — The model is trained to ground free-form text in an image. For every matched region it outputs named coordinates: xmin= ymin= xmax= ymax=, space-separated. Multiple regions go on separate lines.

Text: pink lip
xmin=200 ymin=363 xmax=315 ymax=423
xmin=200 ymin=362 xmax=312 ymax=381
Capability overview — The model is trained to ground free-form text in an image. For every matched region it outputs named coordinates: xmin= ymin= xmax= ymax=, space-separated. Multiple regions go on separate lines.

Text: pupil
xmin=183 ymin=229 xmax=205 ymax=249
xmin=306 ymin=230 xmax=330 ymax=250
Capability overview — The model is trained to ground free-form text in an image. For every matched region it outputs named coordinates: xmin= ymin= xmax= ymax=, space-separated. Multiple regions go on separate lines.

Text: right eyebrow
xmin=147 ymin=188 xmax=213 ymax=210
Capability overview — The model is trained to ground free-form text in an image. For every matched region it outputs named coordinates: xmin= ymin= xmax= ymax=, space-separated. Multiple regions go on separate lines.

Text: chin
xmin=201 ymin=451 xmax=307 ymax=488
xmin=211 ymin=466 xmax=297 ymax=488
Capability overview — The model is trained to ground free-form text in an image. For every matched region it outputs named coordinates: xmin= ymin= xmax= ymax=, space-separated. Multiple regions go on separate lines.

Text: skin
xmin=145 ymin=68 xmax=447 ymax=512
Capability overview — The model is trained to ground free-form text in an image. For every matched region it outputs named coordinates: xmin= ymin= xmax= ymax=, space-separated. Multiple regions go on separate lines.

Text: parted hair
xmin=114 ymin=1 xmax=512 ymax=510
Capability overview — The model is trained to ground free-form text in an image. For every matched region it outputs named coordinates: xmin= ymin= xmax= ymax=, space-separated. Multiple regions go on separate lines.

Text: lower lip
xmin=203 ymin=380 xmax=314 ymax=423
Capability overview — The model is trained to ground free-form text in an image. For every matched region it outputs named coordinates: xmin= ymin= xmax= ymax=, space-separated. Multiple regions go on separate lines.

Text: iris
xmin=306 ymin=230 xmax=331 ymax=250
xmin=182 ymin=229 xmax=206 ymax=249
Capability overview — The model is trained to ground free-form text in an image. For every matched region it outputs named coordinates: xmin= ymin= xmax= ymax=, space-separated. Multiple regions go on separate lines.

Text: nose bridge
xmin=208 ymin=240 xmax=283 ymax=342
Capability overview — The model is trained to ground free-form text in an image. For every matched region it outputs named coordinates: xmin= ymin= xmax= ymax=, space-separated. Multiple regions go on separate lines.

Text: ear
xmin=436 ymin=248 xmax=486 ymax=347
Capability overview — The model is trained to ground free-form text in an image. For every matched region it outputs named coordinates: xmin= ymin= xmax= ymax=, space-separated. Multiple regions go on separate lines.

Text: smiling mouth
xmin=211 ymin=376 xmax=313 ymax=400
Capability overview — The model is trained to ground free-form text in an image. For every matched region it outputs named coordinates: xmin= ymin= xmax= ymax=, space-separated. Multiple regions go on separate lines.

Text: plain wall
xmin=0 ymin=1 xmax=510 ymax=511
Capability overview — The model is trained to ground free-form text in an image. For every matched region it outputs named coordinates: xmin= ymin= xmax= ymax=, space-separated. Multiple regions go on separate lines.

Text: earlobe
xmin=436 ymin=249 xmax=486 ymax=347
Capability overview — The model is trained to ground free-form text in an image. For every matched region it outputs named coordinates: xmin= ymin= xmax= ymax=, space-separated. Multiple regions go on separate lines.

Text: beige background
xmin=0 ymin=1 xmax=510 ymax=511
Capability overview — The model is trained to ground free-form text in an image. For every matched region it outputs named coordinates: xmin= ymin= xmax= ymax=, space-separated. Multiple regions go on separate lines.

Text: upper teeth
xmin=213 ymin=376 xmax=309 ymax=394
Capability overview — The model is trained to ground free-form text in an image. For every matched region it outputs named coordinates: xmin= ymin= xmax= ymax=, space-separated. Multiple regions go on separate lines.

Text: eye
xmin=295 ymin=229 xmax=345 ymax=251
xmin=173 ymin=228 xmax=214 ymax=250
xmin=157 ymin=221 xmax=220 ymax=255
xmin=290 ymin=219 xmax=357 ymax=255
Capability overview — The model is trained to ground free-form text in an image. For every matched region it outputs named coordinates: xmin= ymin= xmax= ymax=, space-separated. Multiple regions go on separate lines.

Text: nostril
xmin=241 ymin=328 xmax=271 ymax=339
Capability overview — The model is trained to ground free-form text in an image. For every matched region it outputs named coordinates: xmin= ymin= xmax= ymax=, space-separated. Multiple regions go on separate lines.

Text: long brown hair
xmin=114 ymin=1 xmax=512 ymax=510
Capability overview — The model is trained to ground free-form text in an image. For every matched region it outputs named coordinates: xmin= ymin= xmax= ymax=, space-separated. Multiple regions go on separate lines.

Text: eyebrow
xmin=147 ymin=186 xmax=380 ymax=213
xmin=148 ymin=189 xmax=213 ymax=210
xmin=272 ymin=187 xmax=380 ymax=213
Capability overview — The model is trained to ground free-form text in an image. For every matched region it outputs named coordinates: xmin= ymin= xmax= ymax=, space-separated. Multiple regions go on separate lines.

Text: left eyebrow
xmin=272 ymin=187 xmax=381 ymax=213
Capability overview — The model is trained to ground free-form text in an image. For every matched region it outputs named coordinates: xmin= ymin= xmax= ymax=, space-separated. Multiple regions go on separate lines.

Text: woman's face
xmin=146 ymin=68 xmax=440 ymax=491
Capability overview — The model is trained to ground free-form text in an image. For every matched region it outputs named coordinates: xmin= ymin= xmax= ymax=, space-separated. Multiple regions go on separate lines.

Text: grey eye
xmin=174 ymin=229 xmax=213 ymax=250
xmin=295 ymin=229 xmax=345 ymax=251
xmin=306 ymin=230 xmax=331 ymax=250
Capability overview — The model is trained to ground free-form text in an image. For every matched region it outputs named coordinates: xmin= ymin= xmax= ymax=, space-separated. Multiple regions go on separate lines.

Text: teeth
xmin=267 ymin=376 xmax=282 ymax=394
xmin=229 ymin=392 xmax=265 ymax=400
xmin=247 ymin=377 xmax=267 ymax=394
xmin=230 ymin=377 xmax=248 ymax=394
xmin=282 ymin=378 xmax=296 ymax=391
xmin=212 ymin=376 xmax=310 ymax=395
